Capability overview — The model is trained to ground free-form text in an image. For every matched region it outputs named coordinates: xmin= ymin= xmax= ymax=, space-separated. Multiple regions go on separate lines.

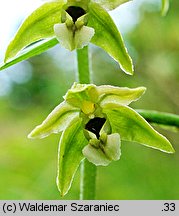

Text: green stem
xmin=80 ymin=159 xmax=97 ymax=200
xmin=77 ymin=46 xmax=91 ymax=84
xmin=76 ymin=46 xmax=97 ymax=200
xmin=136 ymin=109 xmax=179 ymax=128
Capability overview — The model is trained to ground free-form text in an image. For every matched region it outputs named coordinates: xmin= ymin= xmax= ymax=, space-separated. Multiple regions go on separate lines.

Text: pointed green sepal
xmin=28 ymin=101 xmax=79 ymax=139
xmin=4 ymin=0 xmax=65 ymax=62
xmin=94 ymin=0 xmax=132 ymax=10
xmin=57 ymin=117 xmax=88 ymax=196
xmin=102 ymin=103 xmax=175 ymax=153
xmin=88 ymin=2 xmax=134 ymax=75
xmin=98 ymin=85 xmax=146 ymax=106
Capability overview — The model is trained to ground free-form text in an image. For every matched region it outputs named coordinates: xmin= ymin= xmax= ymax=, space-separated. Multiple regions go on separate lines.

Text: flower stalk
xmin=77 ymin=46 xmax=97 ymax=200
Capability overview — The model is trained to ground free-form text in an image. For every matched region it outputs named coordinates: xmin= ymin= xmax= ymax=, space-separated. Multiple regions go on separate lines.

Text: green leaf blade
xmin=88 ymin=2 xmax=134 ymax=75
xmin=5 ymin=1 xmax=64 ymax=62
xmin=57 ymin=118 xmax=88 ymax=196
xmin=0 ymin=38 xmax=58 ymax=71
xmin=103 ymin=103 xmax=175 ymax=153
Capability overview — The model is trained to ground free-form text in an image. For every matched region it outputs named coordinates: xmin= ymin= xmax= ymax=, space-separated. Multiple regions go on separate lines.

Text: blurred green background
xmin=0 ymin=1 xmax=179 ymax=199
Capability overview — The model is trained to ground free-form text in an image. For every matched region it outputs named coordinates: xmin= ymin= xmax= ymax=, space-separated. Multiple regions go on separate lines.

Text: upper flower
xmin=28 ymin=83 xmax=174 ymax=196
xmin=3 ymin=0 xmax=133 ymax=75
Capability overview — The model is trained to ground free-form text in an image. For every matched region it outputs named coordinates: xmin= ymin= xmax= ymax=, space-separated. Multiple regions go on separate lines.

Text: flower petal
xmin=54 ymin=23 xmax=95 ymax=51
xmin=102 ymin=103 xmax=175 ymax=153
xmin=57 ymin=117 xmax=88 ymax=196
xmin=0 ymin=38 xmax=58 ymax=71
xmin=28 ymin=101 xmax=79 ymax=139
xmin=54 ymin=23 xmax=74 ymax=51
xmin=93 ymin=0 xmax=132 ymax=11
xmin=88 ymin=2 xmax=134 ymax=75
xmin=98 ymin=85 xmax=146 ymax=106
xmin=82 ymin=144 xmax=111 ymax=166
xmin=103 ymin=133 xmax=121 ymax=161
xmin=5 ymin=0 xmax=65 ymax=62
xmin=75 ymin=25 xmax=95 ymax=49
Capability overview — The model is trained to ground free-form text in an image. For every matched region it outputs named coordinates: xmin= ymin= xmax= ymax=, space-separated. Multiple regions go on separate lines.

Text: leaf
xmin=93 ymin=0 xmax=132 ymax=10
xmin=161 ymin=0 xmax=170 ymax=16
xmin=0 ymin=38 xmax=58 ymax=71
xmin=57 ymin=117 xmax=88 ymax=196
xmin=88 ymin=2 xmax=134 ymax=75
xmin=4 ymin=0 xmax=65 ymax=62
xmin=28 ymin=101 xmax=79 ymax=139
xmin=102 ymin=103 xmax=175 ymax=153
xmin=83 ymin=133 xmax=121 ymax=166
xmin=97 ymin=85 xmax=146 ymax=106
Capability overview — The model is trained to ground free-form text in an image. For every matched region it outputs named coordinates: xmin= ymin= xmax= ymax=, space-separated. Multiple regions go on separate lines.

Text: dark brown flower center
xmin=66 ymin=6 xmax=86 ymax=23
xmin=85 ymin=117 xmax=106 ymax=139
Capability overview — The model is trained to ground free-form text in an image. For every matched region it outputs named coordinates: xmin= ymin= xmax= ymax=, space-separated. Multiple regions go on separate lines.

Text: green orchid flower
xmin=28 ymin=83 xmax=174 ymax=196
xmin=2 ymin=0 xmax=133 ymax=74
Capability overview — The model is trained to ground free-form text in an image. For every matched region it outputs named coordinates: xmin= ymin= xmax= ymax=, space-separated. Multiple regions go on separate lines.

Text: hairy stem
xmin=77 ymin=46 xmax=97 ymax=200
xmin=136 ymin=109 xmax=179 ymax=128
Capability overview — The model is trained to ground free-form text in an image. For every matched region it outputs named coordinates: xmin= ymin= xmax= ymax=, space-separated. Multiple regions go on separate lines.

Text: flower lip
xmin=85 ymin=117 xmax=106 ymax=139
xmin=66 ymin=6 xmax=86 ymax=23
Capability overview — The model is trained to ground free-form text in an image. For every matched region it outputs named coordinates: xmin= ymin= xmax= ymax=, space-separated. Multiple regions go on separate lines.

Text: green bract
xmin=161 ymin=0 xmax=170 ymax=16
xmin=1 ymin=0 xmax=133 ymax=75
xmin=28 ymin=83 xmax=175 ymax=196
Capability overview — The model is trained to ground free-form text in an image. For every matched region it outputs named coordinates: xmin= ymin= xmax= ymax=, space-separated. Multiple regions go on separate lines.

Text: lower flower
xmin=28 ymin=83 xmax=174 ymax=196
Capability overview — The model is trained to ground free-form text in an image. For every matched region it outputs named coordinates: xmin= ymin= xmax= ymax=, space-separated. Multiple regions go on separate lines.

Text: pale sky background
xmin=0 ymin=0 xmax=159 ymax=96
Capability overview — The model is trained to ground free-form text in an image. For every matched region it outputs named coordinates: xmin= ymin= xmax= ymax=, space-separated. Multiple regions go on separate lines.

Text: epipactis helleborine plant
xmin=28 ymin=83 xmax=174 ymax=196
xmin=2 ymin=0 xmax=173 ymax=197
